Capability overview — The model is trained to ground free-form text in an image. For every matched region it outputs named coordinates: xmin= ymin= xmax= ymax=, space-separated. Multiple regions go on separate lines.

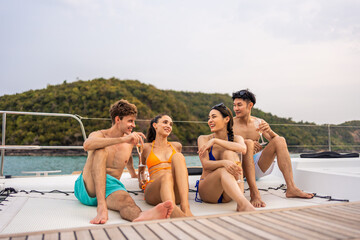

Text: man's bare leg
xmin=82 ymin=149 xmax=109 ymax=224
xmin=172 ymin=153 xmax=193 ymax=217
xmin=243 ymin=140 xmax=266 ymax=207
xmin=258 ymin=136 xmax=313 ymax=199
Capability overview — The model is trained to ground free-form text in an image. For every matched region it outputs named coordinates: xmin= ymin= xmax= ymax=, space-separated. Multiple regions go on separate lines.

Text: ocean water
xmin=1 ymin=155 xmax=202 ymax=177
xmin=2 ymin=154 xmax=301 ymax=177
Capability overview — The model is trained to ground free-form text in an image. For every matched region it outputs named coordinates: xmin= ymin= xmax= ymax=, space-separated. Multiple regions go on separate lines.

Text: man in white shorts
xmin=232 ymin=89 xmax=313 ymax=208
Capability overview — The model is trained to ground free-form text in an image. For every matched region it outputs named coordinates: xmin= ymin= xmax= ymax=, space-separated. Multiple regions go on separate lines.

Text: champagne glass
xmin=254 ymin=118 xmax=267 ymax=146
xmin=236 ymin=154 xmax=244 ymax=183
xmin=139 ymin=168 xmax=149 ymax=190
xmin=136 ymin=139 xmax=145 ymax=167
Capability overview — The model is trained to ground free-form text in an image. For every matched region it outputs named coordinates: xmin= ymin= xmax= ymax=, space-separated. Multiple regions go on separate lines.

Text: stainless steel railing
xmin=1 ymin=110 xmax=359 ymax=176
xmin=0 ymin=111 xmax=87 ymax=176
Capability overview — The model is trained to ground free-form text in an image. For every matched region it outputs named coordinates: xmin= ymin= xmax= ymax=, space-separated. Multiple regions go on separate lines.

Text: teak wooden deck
xmin=1 ymin=202 xmax=360 ymax=240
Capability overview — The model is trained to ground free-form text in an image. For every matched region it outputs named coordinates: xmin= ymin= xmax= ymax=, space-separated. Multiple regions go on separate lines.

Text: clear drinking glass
xmin=136 ymin=139 xmax=145 ymax=167
xmin=253 ymin=118 xmax=267 ymax=146
xmin=236 ymin=154 xmax=244 ymax=183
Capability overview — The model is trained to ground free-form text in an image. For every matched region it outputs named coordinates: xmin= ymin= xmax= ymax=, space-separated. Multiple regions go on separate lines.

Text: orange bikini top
xmin=146 ymin=141 xmax=177 ymax=170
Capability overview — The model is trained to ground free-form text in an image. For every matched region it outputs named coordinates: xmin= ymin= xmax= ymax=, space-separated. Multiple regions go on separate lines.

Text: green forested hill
xmin=0 ymin=78 xmax=359 ymax=152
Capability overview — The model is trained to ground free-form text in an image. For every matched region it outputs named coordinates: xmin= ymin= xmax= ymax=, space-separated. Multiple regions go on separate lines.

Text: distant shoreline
xmin=3 ymin=148 xmax=200 ymax=156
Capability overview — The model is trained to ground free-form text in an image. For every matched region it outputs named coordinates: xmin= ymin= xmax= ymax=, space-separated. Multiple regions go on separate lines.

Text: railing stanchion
xmin=328 ymin=124 xmax=331 ymax=151
xmin=1 ymin=113 xmax=6 ymax=176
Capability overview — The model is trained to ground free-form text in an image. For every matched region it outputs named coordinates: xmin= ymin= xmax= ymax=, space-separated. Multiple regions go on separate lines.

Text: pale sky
xmin=1 ymin=0 xmax=359 ymax=124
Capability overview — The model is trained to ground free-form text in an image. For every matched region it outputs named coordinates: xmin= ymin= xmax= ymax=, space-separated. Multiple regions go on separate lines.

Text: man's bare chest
xmin=105 ymin=144 xmax=132 ymax=168
xmin=234 ymin=125 xmax=259 ymax=141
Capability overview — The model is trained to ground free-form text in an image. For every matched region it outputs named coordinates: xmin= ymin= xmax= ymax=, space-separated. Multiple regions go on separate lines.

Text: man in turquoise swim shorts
xmin=75 ymin=99 xmax=173 ymax=224
xmin=232 ymin=89 xmax=314 ymax=208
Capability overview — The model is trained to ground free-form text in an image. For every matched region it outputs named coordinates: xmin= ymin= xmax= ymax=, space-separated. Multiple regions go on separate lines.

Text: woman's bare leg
xmin=145 ymin=172 xmax=187 ymax=218
xmin=199 ymin=167 xmax=254 ymax=212
xmin=171 ymin=153 xmax=193 ymax=216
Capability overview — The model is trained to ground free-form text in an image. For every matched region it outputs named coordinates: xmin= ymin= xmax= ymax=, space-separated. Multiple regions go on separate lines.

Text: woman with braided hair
xmin=196 ymin=103 xmax=255 ymax=212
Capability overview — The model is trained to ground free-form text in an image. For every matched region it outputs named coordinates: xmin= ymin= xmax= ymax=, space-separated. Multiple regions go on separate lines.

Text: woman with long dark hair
xmin=138 ymin=114 xmax=193 ymax=218
xmin=197 ymin=103 xmax=254 ymax=211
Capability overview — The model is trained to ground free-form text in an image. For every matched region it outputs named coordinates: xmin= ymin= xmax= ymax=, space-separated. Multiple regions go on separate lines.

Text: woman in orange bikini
xmin=138 ymin=114 xmax=193 ymax=218
xmin=197 ymin=103 xmax=255 ymax=212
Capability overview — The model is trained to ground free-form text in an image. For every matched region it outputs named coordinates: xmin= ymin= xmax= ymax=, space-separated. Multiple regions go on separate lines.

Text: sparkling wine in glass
xmin=236 ymin=154 xmax=244 ymax=183
xmin=136 ymin=141 xmax=146 ymax=167
xmin=254 ymin=118 xmax=266 ymax=146
xmin=139 ymin=169 xmax=149 ymax=189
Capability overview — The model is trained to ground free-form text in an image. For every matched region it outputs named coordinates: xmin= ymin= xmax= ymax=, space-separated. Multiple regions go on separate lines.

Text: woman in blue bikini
xmin=197 ymin=103 xmax=255 ymax=212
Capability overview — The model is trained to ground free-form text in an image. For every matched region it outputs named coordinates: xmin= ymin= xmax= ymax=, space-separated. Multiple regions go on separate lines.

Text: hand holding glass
xmin=254 ymin=118 xmax=267 ymax=146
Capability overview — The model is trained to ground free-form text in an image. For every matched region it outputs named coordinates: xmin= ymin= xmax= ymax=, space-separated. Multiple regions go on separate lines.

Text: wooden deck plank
xmin=104 ymin=227 xmax=127 ymax=240
xmin=132 ymin=224 xmax=160 ymax=240
xmin=186 ymin=219 xmax=229 ymax=240
xmin=296 ymin=208 xmax=360 ymax=230
xmin=44 ymin=232 xmax=59 ymax=240
xmin=301 ymin=208 xmax=360 ymax=228
xmin=90 ymin=228 xmax=109 ymax=240
xmin=196 ymin=218 xmax=245 ymax=240
xmin=335 ymin=205 xmax=360 ymax=213
xmin=27 ymin=234 xmax=43 ymax=240
xmin=221 ymin=216 xmax=283 ymax=240
xmin=172 ymin=220 xmax=212 ymax=240
xmin=240 ymin=214 xmax=308 ymax=240
xmin=9 ymin=237 xmax=26 ymax=240
xmin=234 ymin=215 xmax=301 ymax=240
xmin=1 ymin=202 xmax=360 ymax=240
xmin=255 ymin=212 xmax=333 ymax=240
xmin=344 ymin=204 xmax=360 ymax=209
xmin=267 ymin=211 xmax=341 ymax=238
xmin=119 ymin=226 xmax=143 ymax=240
xmin=209 ymin=217 xmax=264 ymax=240
xmin=273 ymin=211 xmax=352 ymax=238
xmin=145 ymin=223 xmax=177 ymax=240
xmin=159 ymin=222 xmax=194 ymax=240
xmin=59 ymin=231 xmax=76 ymax=240
xmin=282 ymin=210 xmax=360 ymax=237
xmin=75 ymin=230 xmax=93 ymax=240
xmin=316 ymin=206 xmax=360 ymax=222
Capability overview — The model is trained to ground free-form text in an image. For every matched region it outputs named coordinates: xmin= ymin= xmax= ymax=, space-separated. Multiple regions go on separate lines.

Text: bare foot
xmin=286 ymin=186 xmax=314 ymax=199
xmin=90 ymin=204 xmax=108 ymax=224
xmin=250 ymin=196 xmax=266 ymax=208
xmin=250 ymin=192 xmax=266 ymax=208
xmin=180 ymin=204 xmax=194 ymax=217
xmin=133 ymin=200 xmax=174 ymax=222
xmin=236 ymin=199 xmax=255 ymax=212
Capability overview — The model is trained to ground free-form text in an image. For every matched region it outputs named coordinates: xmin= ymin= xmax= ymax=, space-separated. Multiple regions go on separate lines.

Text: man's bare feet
xmin=90 ymin=204 xmax=108 ymax=224
xmin=133 ymin=200 xmax=174 ymax=222
xmin=250 ymin=191 xmax=266 ymax=208
xmin=286 ymin=186 xmax=314 ymax=199
xmin=250 ymin=197 xmax=266 ymax=208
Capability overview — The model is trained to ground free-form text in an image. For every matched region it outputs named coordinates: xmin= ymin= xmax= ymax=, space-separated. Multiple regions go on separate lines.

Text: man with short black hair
xmin=232 ymin=90 xmax=313 ymax=208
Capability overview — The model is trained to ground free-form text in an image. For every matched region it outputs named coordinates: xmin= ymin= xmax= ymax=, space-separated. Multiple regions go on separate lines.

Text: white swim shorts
xmin=253 ymin=151 xmax=275 ymax=179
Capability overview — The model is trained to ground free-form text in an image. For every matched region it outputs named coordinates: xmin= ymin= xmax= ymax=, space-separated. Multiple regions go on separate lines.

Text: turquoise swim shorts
xmin=74 ymin=173 xmax=127 ymax=206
